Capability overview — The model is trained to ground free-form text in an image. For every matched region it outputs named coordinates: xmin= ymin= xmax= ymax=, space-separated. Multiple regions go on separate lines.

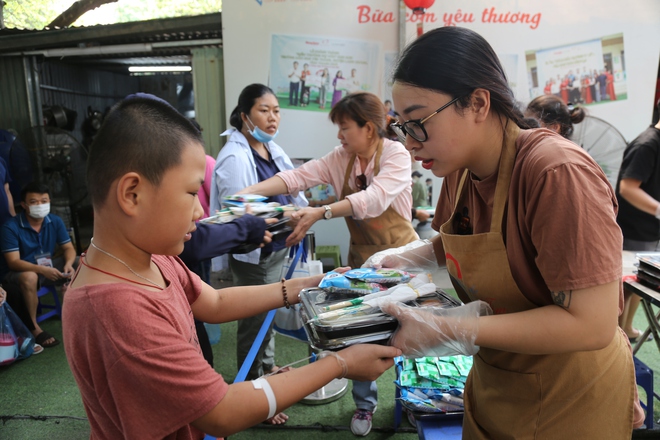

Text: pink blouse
xmin=199 ymin=155 xmax=216 ymax=218
xmin=277 ymin=138 xmax=412 ymax=220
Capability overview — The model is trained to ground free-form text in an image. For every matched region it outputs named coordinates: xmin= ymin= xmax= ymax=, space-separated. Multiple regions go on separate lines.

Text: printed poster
xmin=270 ymin=34 xmax=381 ymax=112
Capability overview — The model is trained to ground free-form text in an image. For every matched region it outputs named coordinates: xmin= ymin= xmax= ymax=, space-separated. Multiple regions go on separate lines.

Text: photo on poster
xmin=498 ymin=54 xmax=519 ymax=99
xmin=269 ymin=34 xmax=381 ymax=112
xmin=526 ymin=33 xmax=626 ymax=105
xmin=382 ymin=51 xmax=398 ymax=106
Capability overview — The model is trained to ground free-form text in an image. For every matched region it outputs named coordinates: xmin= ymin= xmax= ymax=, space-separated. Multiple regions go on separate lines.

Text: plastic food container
xmin=298 ymin=287 xmax=461 ymax=351
xmin=0 ymin=333 xmax=18 ymax=365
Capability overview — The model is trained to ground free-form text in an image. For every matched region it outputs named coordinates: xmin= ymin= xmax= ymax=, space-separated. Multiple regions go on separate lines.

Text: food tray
xmin=298 ymin=287 xmax=460 ymax=351
xmin=399 ymin=397 xmax=464 ymax=421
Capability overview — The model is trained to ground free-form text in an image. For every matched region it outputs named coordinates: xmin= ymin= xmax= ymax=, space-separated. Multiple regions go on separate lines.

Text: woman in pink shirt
xmin=240 ymin=92 xmax=418 ymax=266
xmin=239 ymin=92 xmax=418 ymax=436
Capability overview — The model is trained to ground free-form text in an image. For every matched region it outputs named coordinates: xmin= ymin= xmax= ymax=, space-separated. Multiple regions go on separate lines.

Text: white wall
xmin=410 ymin=0 xmax=660 ymax=142
xmin=222 ymin=0 xmax=660 ymax=262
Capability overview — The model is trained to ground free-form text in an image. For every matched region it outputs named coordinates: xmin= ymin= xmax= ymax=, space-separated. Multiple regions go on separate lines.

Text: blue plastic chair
xmin=634 ymin=356 xmax=655 ymax=429
xmin=36 ymin=285 xmax=62 ymax=323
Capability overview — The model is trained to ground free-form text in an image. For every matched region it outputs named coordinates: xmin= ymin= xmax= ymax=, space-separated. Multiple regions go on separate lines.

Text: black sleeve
xmin=620 ymin=142 xmax=657 ymax=184
xmin=179 ymin=215 xmax=267 ymax=265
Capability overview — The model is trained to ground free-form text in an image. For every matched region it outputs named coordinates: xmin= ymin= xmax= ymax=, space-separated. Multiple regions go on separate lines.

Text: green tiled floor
xmin=1 ymin=283 xmax=659 ymax=439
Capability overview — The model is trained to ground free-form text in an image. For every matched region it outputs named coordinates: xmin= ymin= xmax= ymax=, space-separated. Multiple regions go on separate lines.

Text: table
xmin=623 ymin=279 xmax=660 ymax=355
xmin=416 ymin=417 xmax=463 ymax=439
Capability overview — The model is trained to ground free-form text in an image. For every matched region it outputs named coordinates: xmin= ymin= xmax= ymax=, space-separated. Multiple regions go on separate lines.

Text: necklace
xmin=89 ymin=237 xmax=164 ymax=290
xmin=81 ymin=255 xmax=164 ymax=290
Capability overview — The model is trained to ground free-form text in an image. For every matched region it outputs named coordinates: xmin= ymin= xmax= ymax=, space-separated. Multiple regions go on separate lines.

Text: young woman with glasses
xmin=238 ymin=91 xmax=418 ymax=436
xmin=367 ymin=26 xmax=644 ymax=438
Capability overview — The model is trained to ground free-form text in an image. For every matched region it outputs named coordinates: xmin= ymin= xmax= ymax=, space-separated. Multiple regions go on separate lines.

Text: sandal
xmin=32 ymin=344 xmax=44 ymax=355
xmin=35 ymin=331 xmax=60 ymax=348
xmin=628 ymin=329 xmax=653 ymax=343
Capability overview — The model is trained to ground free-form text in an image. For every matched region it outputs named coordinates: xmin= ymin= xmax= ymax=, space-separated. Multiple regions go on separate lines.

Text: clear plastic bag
xmin=382 ymin=300 xmax=492 ymax=358
xmin=0 ymin=303 xmax=36 ymax=366
xmin=363 ymin=239 xmax=437 ymax=270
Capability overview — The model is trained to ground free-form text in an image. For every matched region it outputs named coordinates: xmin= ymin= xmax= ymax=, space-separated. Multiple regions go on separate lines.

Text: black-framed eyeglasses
xmin=355 ymin=174 xmax=368 ymax=191
xmin=390 ymin=96 xmax=462 ymax=143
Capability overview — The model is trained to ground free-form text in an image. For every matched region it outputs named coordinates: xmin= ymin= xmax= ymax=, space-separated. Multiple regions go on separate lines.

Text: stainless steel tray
xmin=298 ymin=287 xmax=460 ymax=351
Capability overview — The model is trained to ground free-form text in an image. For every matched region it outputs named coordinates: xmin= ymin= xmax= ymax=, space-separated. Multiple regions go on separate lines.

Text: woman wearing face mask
xmin=238 ymin=91 xmax=418 ymax=436
xmin=365 ymin=26 xmax=644 ymax=438
xmin=209 ymin=83 xmax=307 ymax=425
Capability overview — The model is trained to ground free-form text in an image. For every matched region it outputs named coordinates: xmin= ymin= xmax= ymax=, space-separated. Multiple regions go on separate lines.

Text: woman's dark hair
xmin=229 ymin=84 xmax=276 ymax=131
xmin=525 ymin=95 xmax=586 ymax=138
xmin=521 ymin=116 xmax=542 ymax=129
xmin=329 ymin=92 xmax=387 ymax=139
xmin=393 ymin=27 xmax=528 ymax=129
xmin=86 ymin=97 xmax=204 ymax=207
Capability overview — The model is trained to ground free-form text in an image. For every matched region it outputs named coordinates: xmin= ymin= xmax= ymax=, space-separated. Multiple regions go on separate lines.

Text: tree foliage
xmin=3 ymin=0 xmax=64 ymax=29
xmin=3 ymin=0 xmax=221 ymax=30
xmin=48 ymin=0 xmax=119 ymax=29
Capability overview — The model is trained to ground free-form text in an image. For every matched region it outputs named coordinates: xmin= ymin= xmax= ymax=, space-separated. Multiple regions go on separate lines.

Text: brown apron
xmin=341 ymin=140 xmax=418 ymax=268
xmin=438 ymin=124 xmax=635 ymax=439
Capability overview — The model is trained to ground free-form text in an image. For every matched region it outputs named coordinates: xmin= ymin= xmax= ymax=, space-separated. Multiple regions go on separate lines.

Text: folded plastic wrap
xmin=382 ymin=300 xmax=492 ymax=358
xmin=362 ymin=239 xmax=437 ymax=273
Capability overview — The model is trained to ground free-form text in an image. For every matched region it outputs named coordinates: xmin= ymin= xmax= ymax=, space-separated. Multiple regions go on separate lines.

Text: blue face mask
xmin=246 ymin=116 xmax=279 ymax=143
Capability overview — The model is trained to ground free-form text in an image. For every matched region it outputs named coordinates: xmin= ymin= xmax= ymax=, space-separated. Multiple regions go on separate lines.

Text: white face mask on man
xmin=28 ymin=203 xmax=50 ymax=219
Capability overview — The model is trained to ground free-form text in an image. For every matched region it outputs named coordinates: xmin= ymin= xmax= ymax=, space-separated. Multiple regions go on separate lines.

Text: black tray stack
xmin=635 ymin=253 xmax=660 ymax=291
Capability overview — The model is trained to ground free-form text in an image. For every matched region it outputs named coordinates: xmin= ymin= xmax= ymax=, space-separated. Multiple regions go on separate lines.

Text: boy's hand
xmin=287 ymin=274 xmax=325 ymax=304
xmin=0 ymin=287 xmax=6 ymax=305
xmin=338 ymin=344 xmax=402 ymax=381
xmin=258 ymin=218 xmax=278 ymax=247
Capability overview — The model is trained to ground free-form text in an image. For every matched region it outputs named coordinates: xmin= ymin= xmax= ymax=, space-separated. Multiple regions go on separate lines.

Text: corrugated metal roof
xmin=0 ymin=12 xmax=222 ymax=55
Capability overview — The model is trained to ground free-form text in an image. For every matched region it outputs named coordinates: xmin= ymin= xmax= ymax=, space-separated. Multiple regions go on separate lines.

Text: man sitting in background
xmin=1 ymin=182 xmax=76 ymax=348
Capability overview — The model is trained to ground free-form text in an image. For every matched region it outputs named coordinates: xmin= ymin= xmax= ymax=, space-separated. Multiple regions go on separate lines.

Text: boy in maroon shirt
xmin=63 ymin=97 xmax=400 ymax=439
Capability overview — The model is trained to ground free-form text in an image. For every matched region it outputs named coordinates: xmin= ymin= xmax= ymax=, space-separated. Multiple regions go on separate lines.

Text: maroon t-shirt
xmin=432 ymin=128 xmax=624 ymax=309
xmin=63 ymin=255 xmax=228 ymax=440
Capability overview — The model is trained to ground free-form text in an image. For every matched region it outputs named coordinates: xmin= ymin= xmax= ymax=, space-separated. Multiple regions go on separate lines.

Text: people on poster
xmin=331 ymin=70 xmax=345 ymax=108
xmin=317 ymin=68 xmax=331 ymax=109
xmin=542 ymin=68 xmax=618 ymax=105
xmin=597 ymin=69 xmax=608 ymax=101
xmin=300 ymin=63 xmax=312 ymax=107
xmin=288 ymin=61 xmax=301 ymax=106
xmin=560 ymin=75 xmax=570 ymax=103
xmin=606 ymin=68 xmax=617 ymax=101
xmin=349 ymin=68 xmax=361 ymax=93
xmin=591 ymin=69 xmax=600 ymax=102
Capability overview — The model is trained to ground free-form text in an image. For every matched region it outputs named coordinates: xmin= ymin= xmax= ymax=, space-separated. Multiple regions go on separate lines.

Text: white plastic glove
xmin=381 ymin=300 xmax=492 ymax=358
xmin=362 ymin=239 xmax=437 ymax=272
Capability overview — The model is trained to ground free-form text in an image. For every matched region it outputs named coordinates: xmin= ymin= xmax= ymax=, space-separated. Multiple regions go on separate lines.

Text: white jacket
xmin=210 ymin=128 xmax=307 ymax=267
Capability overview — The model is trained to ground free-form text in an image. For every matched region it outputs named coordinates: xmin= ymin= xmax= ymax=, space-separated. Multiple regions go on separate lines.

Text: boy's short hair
xmin=21 ymin=182 xmax=50 ymax=202
xmin=86 ymin=97 xmax=204 ymax=207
